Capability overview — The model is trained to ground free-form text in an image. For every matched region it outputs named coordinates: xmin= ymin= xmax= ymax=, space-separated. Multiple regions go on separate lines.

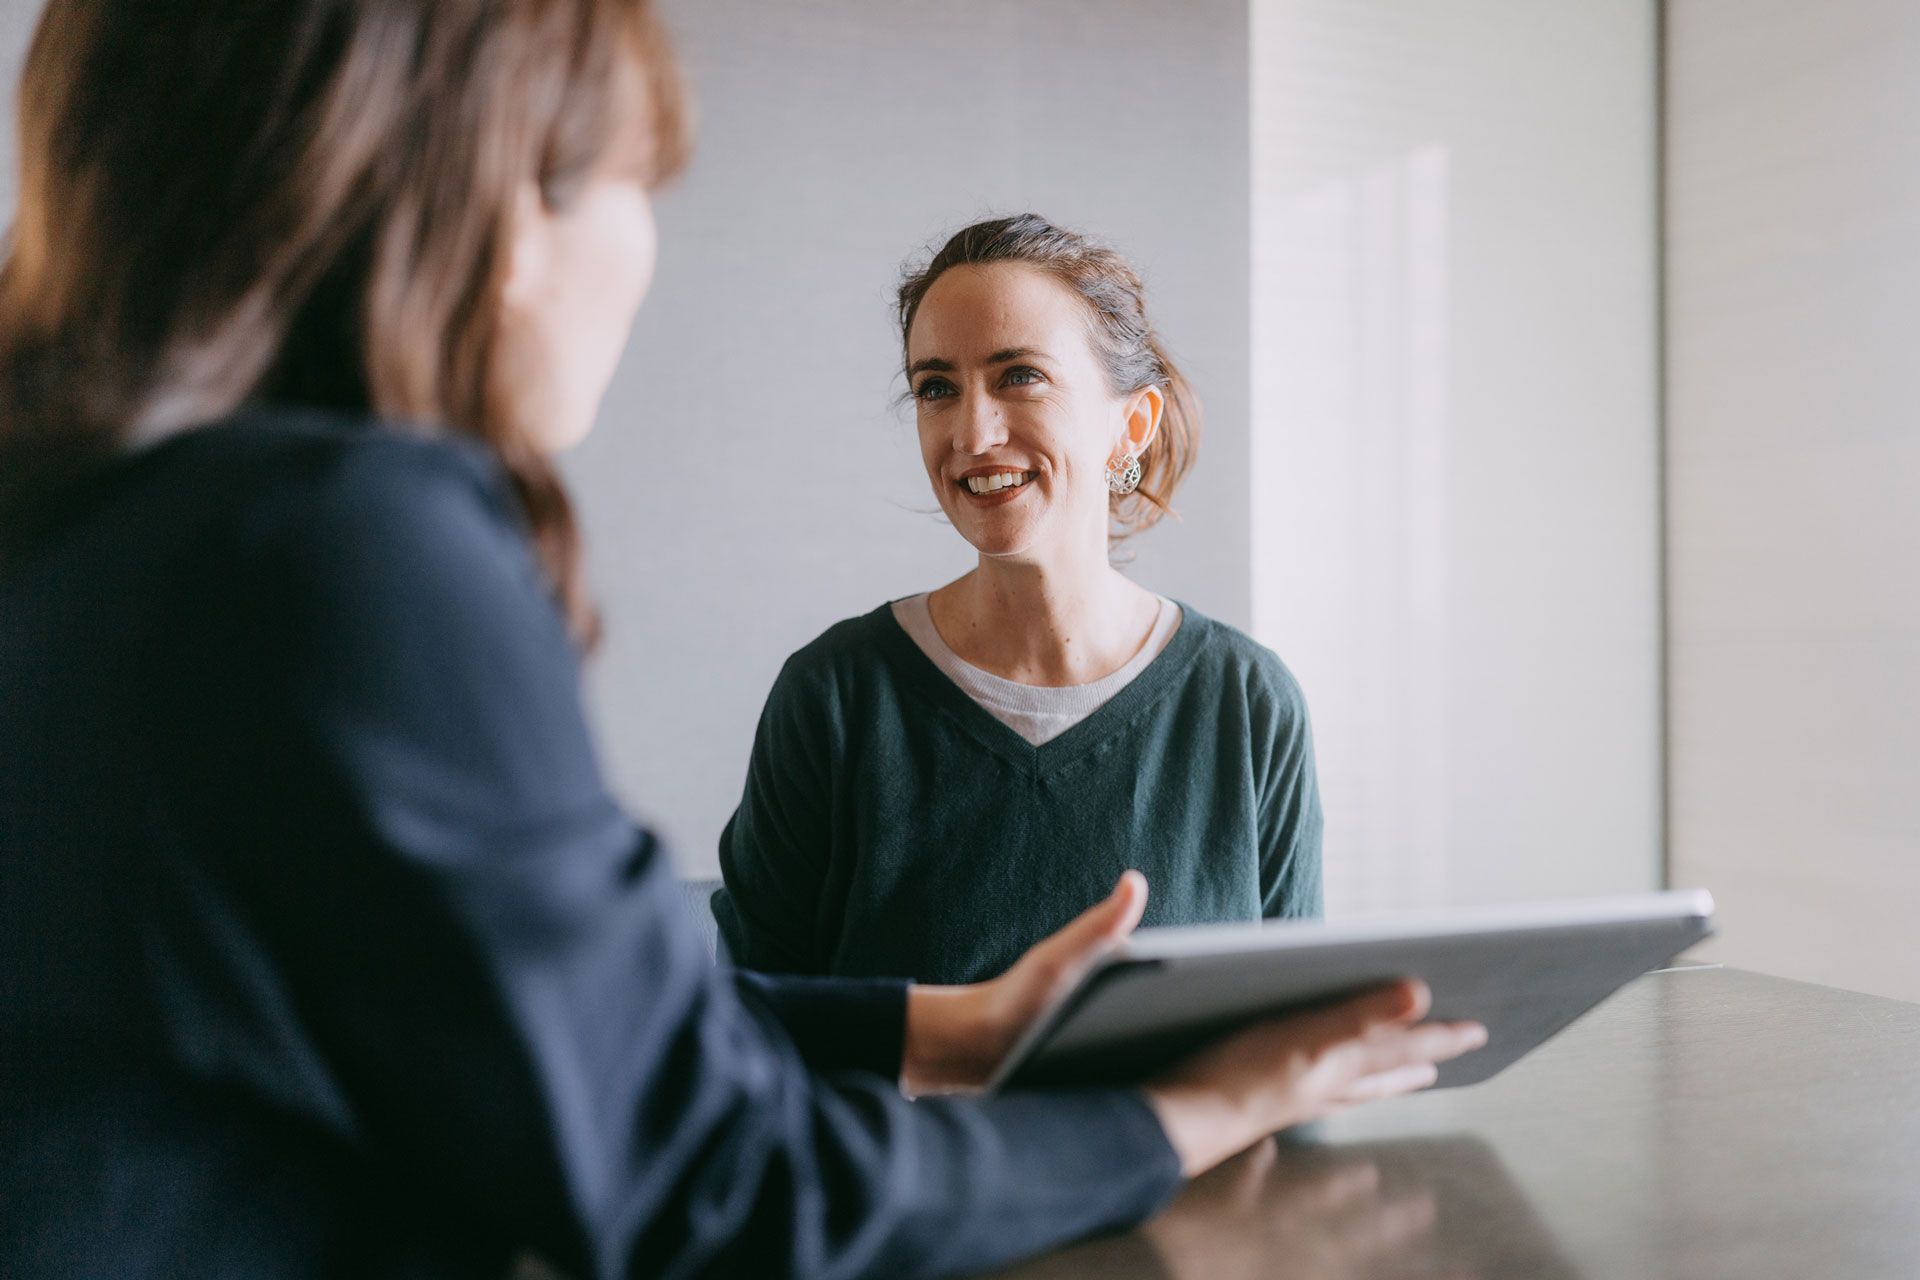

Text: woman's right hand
xmin=1142 ymin=980 xmax=1487 ymax=1177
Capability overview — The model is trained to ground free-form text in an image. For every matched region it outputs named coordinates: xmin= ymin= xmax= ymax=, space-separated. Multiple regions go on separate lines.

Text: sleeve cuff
xmin=731 ymin=969 xmax=909 ymax=1078
xmin=1095 ymin=1088 xmax=1187 ymax=1212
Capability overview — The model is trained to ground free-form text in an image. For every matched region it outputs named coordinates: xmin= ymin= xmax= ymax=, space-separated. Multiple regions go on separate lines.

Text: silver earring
xmin=1106 ymin=452 xmax=1142 ymax=496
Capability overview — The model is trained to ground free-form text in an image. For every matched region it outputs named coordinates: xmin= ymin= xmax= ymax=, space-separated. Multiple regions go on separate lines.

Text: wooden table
xmin=983 ymin=967 xmax=1920 ymax=1279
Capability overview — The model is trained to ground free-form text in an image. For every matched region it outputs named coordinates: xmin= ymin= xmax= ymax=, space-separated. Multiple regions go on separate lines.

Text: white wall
xmin=1250 ymin=0 xmax=1664 ymax=913
xmin=1666 ymin=0 xmax=1920 ymax=1002
xmin=0 ymin=1 xmax=32 ymax=203
xmin=570 ymin=0 xmax=1253 ymax=874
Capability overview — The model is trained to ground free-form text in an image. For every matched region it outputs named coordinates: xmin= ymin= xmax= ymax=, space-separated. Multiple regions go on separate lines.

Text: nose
xmin=952 ymin=387 xmax=1009 ymax=457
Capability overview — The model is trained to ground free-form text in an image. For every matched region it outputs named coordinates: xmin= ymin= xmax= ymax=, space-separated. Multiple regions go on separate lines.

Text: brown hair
xmin=896 ymin=213 xmax=1200 ymax=539
xmin=0 ymin=0 xmax=690 ymax=644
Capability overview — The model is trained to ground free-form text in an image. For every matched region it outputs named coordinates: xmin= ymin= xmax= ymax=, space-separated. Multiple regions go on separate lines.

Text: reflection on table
xmin=987 ymin=1131 xmax=1572 ymax=1280
xmin=983 ymin=968 xmax=1920 ymax=1279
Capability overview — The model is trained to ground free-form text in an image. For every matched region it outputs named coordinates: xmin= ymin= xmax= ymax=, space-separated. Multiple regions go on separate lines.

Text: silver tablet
xmin=988 ymin=889 xmax=1715 ymax=1092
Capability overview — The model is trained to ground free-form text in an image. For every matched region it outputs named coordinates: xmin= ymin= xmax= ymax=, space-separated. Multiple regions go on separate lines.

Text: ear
xmin=1117 ymin=383 xmax=1164 ymax=458
xmin=501 ymin=181 xmax=552 ymax=311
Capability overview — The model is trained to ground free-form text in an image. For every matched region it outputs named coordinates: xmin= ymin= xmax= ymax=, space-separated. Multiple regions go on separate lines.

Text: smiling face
xmin=907 ymin=261 xmax=1160 ymax=562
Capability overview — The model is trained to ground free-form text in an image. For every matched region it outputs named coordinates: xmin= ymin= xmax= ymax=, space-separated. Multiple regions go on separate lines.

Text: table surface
xmin=981 ymin=966 xmax=1920 ymax=1280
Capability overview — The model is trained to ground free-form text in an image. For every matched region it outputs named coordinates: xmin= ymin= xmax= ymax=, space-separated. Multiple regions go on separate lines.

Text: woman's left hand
xmin=902 ymin=871 xmax=1149 ymax=1094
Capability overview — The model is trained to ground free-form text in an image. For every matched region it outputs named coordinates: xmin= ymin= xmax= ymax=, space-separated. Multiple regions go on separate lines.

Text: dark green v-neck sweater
xmin=712 ymin=602 xmax=1323 ymax=985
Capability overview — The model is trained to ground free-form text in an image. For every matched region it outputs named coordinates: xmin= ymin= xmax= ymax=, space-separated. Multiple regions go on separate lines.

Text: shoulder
xmin=753 ymin=601 xmax=922 ymax=732
xmin=187 ymin=407 xmax=530 ymax=574
xmin=174 ymin=408 xmax=560 ymax=647
xmin=773 ymin=602 xmax=905 ymax=688
xmin=6 ymin=407 xmax=510 ymax=581
xmin=1171 ymin=604 xmax=1312 ymax=725
xmin=191 ymin=407 xmax=518 ymax=540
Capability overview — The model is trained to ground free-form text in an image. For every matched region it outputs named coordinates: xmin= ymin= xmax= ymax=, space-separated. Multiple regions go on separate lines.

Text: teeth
xmin=966 ymin=471 xmax=1030 ymax=495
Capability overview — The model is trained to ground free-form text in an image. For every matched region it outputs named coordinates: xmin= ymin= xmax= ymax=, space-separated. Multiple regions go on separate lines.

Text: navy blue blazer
xmin=0 ymin=409 xmax=1180 ymax=1278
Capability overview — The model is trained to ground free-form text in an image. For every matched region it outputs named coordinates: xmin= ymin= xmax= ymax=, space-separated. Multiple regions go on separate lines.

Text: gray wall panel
xmin=1667 ymin=0 xmax=1920 ymax=1001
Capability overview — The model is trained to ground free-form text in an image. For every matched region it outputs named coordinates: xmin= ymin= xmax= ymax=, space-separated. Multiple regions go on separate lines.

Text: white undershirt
xmin=890 ymin=592 xmax=1183 ymax=747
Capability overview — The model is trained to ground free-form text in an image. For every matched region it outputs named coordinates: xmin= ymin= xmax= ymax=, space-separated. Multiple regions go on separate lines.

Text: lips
xmin=962 ymin=469 xmax=1035 ymax=496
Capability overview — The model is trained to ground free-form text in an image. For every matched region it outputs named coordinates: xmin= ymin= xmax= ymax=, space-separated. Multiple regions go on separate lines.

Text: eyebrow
xmin=906 ymin=347 xmax=1052 ymax=378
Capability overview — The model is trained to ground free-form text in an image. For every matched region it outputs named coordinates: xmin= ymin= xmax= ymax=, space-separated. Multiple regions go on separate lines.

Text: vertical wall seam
xmin=1655 ymin=0 xmax=1674 ymax=891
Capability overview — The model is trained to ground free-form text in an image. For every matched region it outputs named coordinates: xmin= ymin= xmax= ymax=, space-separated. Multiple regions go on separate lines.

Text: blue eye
xmin=914 ymin=378 xmax=955 ymax=402
xmin=1004 ymin=366 xmax=1044 ymax=387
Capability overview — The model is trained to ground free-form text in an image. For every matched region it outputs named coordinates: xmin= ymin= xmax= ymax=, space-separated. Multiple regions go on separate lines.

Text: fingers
xmin=1102 ymin=869 xmax=1149 ymax=938
xmin=1030 ymin=870 xmax=1149 ymax=970
xmin=1337 ymin=979 xmax=1430 ymax=1032
xmin=1386 ymin=978 xmax=1432 ymax=1023
xmin=1341 ymin=1019 xmax=1486 ymax=1081
xmin=1331 ymin=1061 xmax=1440 ymax=1105
xmin=1273 ymin=979 xmax=1429 ymax=1054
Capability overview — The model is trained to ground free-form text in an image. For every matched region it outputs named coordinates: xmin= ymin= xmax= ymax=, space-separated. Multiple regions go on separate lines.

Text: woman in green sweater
xmin=713 ymin=213 xmax=1322 ymax=985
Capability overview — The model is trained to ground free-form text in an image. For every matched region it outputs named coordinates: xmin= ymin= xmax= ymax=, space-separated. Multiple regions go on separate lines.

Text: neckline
xmin=895 ymin=591 xmax=1179 ymax=705
xmin=871 ymin=596 xmax=1212 ymax=775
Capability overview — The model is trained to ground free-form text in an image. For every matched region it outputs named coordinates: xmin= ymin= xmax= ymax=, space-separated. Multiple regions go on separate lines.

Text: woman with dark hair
xmin=0 ymin=3 xmax=1483 ymax=1277
xmin=715 ymin=216 xmax=1323 ymax=986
